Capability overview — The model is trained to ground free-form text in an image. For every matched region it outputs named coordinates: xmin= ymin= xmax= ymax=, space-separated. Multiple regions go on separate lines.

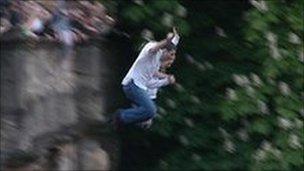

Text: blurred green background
xmin=101 ymin=0 xmax=303 ymax=170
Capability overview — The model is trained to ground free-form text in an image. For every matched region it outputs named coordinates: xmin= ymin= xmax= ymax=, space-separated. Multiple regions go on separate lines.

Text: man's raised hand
xmin=173 ymin=27 xmax=178 ymax=36
xmin=171 ymin=27 xmax=180 ymax=46
xmin=166 ymin=27 xmax=178 ymax=41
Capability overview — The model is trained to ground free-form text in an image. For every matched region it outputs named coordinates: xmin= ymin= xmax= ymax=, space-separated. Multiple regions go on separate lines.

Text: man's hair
xmin=164 ymin=42 xmax=177 ymax=51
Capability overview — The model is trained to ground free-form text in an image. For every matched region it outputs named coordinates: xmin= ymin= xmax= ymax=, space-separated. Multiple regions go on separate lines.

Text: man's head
xmin=161 ymin=44 xmax=176 ymax=68
xmin=161 ymin=28 xmax=180 ymax=68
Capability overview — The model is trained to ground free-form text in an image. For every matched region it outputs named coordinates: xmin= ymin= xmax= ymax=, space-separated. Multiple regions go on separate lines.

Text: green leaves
xmin=104 ymin=0 xmax=303 ymax=170
xmin=276 ymin=107 xmax=297 ymax=119
xmin=122 ymin=6 xmax=146 ymax=23
xmin=250 ymin=119 xmax=272 ymax=135
xmin=284 ymin=149 xmax=304 ymax=167
xmin=221 ymin=0 xmax=304 ymax=170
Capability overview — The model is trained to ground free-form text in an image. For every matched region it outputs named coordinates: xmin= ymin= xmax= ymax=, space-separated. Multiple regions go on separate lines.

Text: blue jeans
xmin=119 ymin=80 xmax=157 ymax=124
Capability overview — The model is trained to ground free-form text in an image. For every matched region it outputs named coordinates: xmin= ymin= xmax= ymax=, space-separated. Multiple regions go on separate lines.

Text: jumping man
xmin=114 ymin=27 xmax=180 ymax=130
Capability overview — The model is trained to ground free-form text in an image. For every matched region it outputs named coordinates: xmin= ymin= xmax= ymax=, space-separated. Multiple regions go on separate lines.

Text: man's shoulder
xmin=143 ymin=41 xmax=157 ymax=49
xmin=138 ymin=41 xmax=158 ymax=57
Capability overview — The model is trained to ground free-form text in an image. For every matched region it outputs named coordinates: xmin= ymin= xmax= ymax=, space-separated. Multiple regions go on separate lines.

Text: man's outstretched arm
xmin=148 ymin=27 xmax=179 ymax=54
xmin=146 ymin=75 xmax=176 ymax=89
xmin=146 ymin=78 xmax=170 ymax=89
xmin=154 ymin=71 xmax=170 ymax=79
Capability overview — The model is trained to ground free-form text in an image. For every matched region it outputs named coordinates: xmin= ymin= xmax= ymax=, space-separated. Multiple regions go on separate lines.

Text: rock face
xmin=0 ymin=39 xmax=129 ymax=170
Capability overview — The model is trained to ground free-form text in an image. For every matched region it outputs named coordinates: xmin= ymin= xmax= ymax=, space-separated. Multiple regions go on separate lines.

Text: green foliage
xmin=102 ymin=0 xmax=303 ymax=170
xmin=99 ymin=0 xmax=190 ymax=51
xmin=221 ymin=0 xmax=304 ymax=170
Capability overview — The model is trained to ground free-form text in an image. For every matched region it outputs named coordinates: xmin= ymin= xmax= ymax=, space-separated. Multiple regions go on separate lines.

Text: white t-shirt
xmin=122 ymin=42 xmax=163 ymax=90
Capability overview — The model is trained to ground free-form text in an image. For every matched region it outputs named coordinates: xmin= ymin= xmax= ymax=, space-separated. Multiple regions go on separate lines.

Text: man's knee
xmin=143 ymin=104 xmax=157 ymax=118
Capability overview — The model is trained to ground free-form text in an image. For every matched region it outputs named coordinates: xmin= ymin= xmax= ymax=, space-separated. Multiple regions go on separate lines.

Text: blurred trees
xmin=100 ymin=0 xmax=303 ymax=170
xmin=102 ymin=0 xmax=189 ymax=50
xmin=221 ymin=0 xmax=304 ymax=170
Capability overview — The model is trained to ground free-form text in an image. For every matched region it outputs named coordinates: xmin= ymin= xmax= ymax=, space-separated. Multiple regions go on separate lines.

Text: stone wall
xmin=0 ymin=39 xmax=130 ymax=170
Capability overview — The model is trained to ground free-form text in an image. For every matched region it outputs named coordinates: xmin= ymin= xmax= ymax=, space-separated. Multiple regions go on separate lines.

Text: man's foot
xmin=112 ymin=111 xmax=124 ymax=132
xmin=136 ymin=119 xmax=153 ymax=130
xmin=105 ymin=110 xmax=120 ymax=124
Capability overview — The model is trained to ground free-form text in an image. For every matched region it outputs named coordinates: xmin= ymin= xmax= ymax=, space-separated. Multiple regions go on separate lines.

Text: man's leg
xmin=131 ymin=103 xmax=154 ymax=129
xmin=119 ymin=81 xmax=156 ymax=124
